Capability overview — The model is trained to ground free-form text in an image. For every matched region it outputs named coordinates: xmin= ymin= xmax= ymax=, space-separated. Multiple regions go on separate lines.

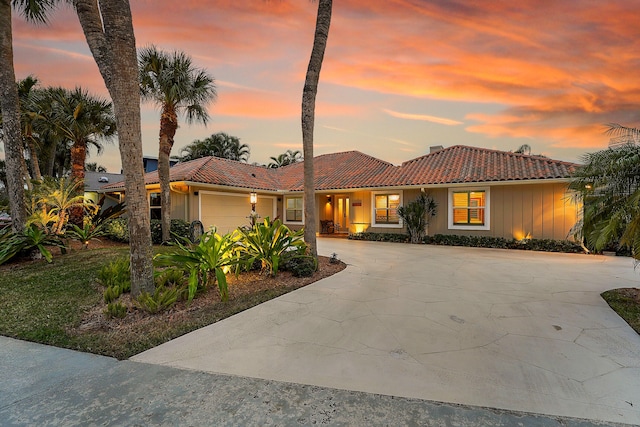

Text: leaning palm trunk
xmin=301 ymin=0 xmax=332 ymax=258
xmin=74 ymin=0 xmax=154 ymax=296
xmin=158 ymin=106 xmax=178 ymax=243
xmin=0 ymin=0 xmax=27 ymax=231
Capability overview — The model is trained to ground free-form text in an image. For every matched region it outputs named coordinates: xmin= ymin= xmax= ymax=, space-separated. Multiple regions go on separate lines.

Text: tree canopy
xmin=569 ymin=124 xmax=640 ymax=260
xmin=178 ymin=132 xmax=249 ymax=162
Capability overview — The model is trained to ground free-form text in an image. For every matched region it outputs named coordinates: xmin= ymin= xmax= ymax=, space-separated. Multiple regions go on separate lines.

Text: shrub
xmin=104 ymin=218 xmax=191 ymax=244
xmin=103 ymin=285 xmax=124 ymax=303
xmin=104 ymin=302 xmax=128 ymax=319
xmin=136 ymin=286 xmax=179 ymax=314
xmin=350 ymin=232 xmax=584 ymax=254
xmin=0 ymin=224 xmax=65 ymax=265
xmin=349 ymin=232 xmax=409 ymax=243
xmin=104 ymin=218 xmax=129 ymax=242
xmin=155 ymin=268 xmax=187 ymax=288
xmin=397 ymin=193 xmax=437 ymax=244
xmin=154 ymin=230 xmax=239 ymax=302
xmin=96 ymin=257 xmax=131 ymax=291
xmin=236 ymin=218 xmax=310 ymax=276
xmin=150 ymin=219 xmax=190 ymax=244
xmin=65 ymin=222 xmax=108 ymax=249
xmin=283 ymin=257 xmax=316 ymax=277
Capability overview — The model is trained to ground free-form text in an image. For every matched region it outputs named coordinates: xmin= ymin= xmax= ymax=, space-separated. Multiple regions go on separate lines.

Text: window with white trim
xmin=372 ymin=191 xmax=402 ymax=227
xmin=149 ymin=192 xmax=162 ymax=220
xmin=285 ymin=196 xmax=303 ymax=223
xmin=448 ymin=188 xmax=490 ymax=230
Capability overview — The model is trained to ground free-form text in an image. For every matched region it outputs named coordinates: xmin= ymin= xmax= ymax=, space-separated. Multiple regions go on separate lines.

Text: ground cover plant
xmin=0 ymin=240 xmax=345 ymax=360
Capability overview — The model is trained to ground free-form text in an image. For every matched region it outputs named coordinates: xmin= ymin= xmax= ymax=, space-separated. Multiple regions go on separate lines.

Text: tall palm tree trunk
xmin=69 ymin=141 xmax=87 ymax=225
xmin=70 ymin=141 xmax=87 ymax=183
xmin=0 ymin=0 xmax=27 ymax=231
xmin=25 ymin=137 xmax=43 ymax=181
xmin=74 ymin=0 xmax=154 ymax=296
xmin=158 ymin=106 xmax=178 ymax=243
xmin=301 ymin=0 xmax=332 ymax=258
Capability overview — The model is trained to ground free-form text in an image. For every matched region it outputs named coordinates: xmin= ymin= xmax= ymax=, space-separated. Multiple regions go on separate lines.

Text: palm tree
xmin=301 ymin=0 xmax=332 ymax=258
xmin=85 ymin=162 xmax=107 ymax=172
xmin=17 ymin=75 xmax=44 ymax=181
xmin=46 ymin=87 xmax=116 ymax=184
xmin=178 ymin=132 xmax=249 ymax=162
xmin=0 ymin=0 xmax=49 ymax=230
xmin=70 ymin=0 xmax=156 ymax=296
xmin=139 ymin=46 xmax=217 ymax=243
xmin=30 ymin=177 xmax=85 ymax=235
xmin=569 ymin=124 xmax=640 ymax=260
xmin=267 ymin=149 xmax=303 ymax=168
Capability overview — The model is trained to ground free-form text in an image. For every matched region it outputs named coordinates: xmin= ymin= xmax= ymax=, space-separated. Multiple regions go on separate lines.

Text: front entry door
xmin=334 ymin=195 xmax=350 ymax=233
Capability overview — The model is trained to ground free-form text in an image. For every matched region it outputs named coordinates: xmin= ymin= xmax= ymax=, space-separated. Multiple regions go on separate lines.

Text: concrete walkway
xmin=0 ymin=336 xmax=625 ymax=426
xmin=134 ymin=240 xmax=640 ymax=425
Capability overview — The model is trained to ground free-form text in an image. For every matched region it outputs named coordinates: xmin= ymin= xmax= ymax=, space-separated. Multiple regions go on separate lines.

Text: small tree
xmin=397 ymin=193 xmax=437 ymax=244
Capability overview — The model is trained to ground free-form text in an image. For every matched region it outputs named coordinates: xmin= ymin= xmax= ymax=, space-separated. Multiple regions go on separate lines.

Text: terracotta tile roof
xmin=397 ymin=145 xmax=578 ymax=185
xmin=101 ymin=146 xmax=578 ymax=192
xmin=101 ymin=156 xmax=279 ymax=191
xmin=277 ymin=151 xmax=401 ymax=191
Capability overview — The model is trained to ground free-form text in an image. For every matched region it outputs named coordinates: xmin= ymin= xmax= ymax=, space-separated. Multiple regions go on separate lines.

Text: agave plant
xmin=236 ymin=218 xmax=309 ymax=276
xmin=154 ymin=229 xmax=239 ymax=302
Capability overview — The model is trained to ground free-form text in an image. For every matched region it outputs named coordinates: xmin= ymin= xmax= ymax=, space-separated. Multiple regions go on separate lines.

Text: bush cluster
xmin=349 ymin=232 xmax=584 ymax=254
xmin=104 ymin=218 xmax=190 ymax=244
xmin=283 ymin=257 xmax=316 ymax=277
xmin=349 ymin=232 xmax=409 ymax=243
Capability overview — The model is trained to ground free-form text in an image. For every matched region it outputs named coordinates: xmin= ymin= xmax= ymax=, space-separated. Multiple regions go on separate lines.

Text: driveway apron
xmin=133 ymin=239 xmax=640 ymax=425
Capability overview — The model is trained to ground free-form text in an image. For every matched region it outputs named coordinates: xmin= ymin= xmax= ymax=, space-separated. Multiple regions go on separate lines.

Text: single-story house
xmin=84 ymin=171 xmax=125 ymax=209
xmin=101 ymin=145 xmax=580 ymax=241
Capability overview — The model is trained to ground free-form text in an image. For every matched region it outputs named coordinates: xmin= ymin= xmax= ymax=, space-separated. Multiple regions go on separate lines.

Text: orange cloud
xmin=383 ymin=108 xmax=463 ymax=126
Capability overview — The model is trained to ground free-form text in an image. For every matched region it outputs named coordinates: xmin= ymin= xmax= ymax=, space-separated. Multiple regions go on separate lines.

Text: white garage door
xmin=200 ymin=192 xmax=275 ymax=234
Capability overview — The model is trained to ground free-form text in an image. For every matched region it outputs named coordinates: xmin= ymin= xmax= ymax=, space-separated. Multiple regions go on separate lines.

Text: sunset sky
xmin=8 ymin=0 xmax=640 ymax=172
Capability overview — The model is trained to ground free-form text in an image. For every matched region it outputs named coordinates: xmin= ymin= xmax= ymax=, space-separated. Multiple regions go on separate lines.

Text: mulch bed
xmin=75 ymin=253 xmax=347 ymax=335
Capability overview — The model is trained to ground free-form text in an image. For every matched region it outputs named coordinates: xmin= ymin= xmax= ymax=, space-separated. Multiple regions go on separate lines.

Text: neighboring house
xmin=84 ymin=171 xmax=124 ymax=210
xmin=138 ymin=156 xmax=178 ymax=173
xmin=101 ymin=145 xmax=580 ymax=240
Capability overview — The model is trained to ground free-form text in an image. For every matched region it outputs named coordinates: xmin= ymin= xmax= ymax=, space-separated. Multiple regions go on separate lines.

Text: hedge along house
xmin=101 ymin=145 xmax=580 ymax=241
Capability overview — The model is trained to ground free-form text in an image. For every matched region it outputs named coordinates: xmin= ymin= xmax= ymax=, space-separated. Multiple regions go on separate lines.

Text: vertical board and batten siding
xmin=170 ymin=192 xmax=187 ymax=221
xmin=425 ymin=183 xmax=579 ymax=241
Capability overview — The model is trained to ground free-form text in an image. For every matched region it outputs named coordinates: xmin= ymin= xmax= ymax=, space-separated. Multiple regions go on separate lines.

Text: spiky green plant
xmin=154 ymin=230 xmax=239 ymax=302
xmin=0 ymin=224 xmax=65 ymax=265
xmin=397 ymin=193 xmax=437 ymax=244
xmin=135 ymin=286 xmax=179 ymax=314
xmin=236 ymin=218 xmax=309 ymax=276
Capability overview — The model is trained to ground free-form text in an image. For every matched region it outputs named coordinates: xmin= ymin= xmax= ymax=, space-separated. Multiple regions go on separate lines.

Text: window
xmin=149 ymin=192 xmax=162 ymax=220
xmin=285 ymin=197 xmax=303 ymax=223
xmin=448 ymin=188 xmax=490 ymax=230
xmin=372 ymin=192 xmax=402 ymax=227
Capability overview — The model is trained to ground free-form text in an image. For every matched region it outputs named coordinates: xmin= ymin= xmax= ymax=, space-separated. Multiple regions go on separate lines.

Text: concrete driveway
xmin=133 ymin=239 xmax=640 ymax=425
